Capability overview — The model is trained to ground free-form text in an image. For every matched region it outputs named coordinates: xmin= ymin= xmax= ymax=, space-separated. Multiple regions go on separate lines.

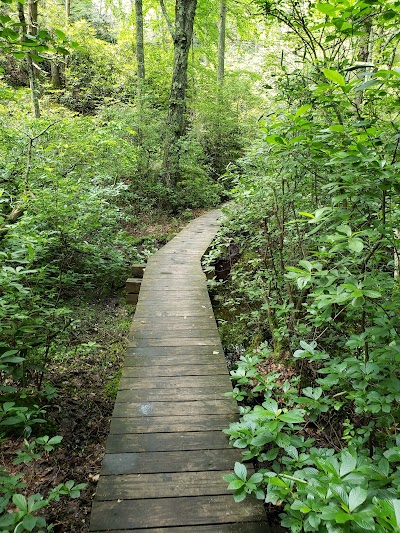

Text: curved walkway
xmin=89 ymin=210 xmax=267 ymax=532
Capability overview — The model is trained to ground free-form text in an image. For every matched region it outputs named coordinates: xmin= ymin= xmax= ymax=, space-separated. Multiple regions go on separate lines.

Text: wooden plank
xmin=134 ymin=310 xmax=214 ymax=318
xmin=89 ymin=496 xmax=265 ymax=530
xmin=112 ymin=399 xmax=237 ymax=417
xmin=121 ymin=364 xmax=228 ymax=377
xmin=129 ymin=317 xmax=216 ymax=327
xmin=118 ymin=375 xmax=231 ymax=390
xmin=125 ymin=346 xmax=222 ymax=356
xmin=131 ymin=264 xmax=146 ymax=277
xmin=116 ymin=386 xmax=231 ymax=403
xmin=95 ymin=470 xmax=231 ymax=500
xmin=105 ymin=430 xmax=231 ymax=453
xmin=123 ymin=355 xmax=221 ymax=366
xmin=109 ymin=414 xmax=237 ymax=434
xmin=126 ymin=278 xmax=142 ymax=293
xmin=128 ymin=338 xmax=222 ymax=347
xmin=129 ymin=329 xmax=219 ymax=339
xmin=126 ymin=293 xmax=139 ymax=304
xmin=100 ymin=449 xmax=242 ymax=475
xmin=90 ymin=523 xmax=269 ymax=533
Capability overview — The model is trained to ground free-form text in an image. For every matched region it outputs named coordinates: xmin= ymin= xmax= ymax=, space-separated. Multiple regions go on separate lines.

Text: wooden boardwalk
xmin=90 ymin=210 xmax=267 ymax=532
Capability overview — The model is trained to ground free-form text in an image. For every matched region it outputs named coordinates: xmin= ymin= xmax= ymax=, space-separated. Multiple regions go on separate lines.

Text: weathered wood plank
xmin=121 ymin=364 xmax=228 ymax=377
xmin=118 ymin=375 xmax=231 ymax=390
xmin=100 ymin=449 xmax=242 ymax=475
xmin=110 ymin=414 xmax=237 ymax=434
xmin=112 ymin=399 xmax=237 ymax=417
xmin=95 ymin=470 xmax=231 ymax=500
xmin=123 ymin=355 xmax=221 ymax=366
xmin=128 ymin=338 xmax=222 ymax=347
xmin=89 ymin=496 xmax=266 ymax=531
xmin=125 ymin=346 xmax=222 ymax=356
xmin=90 ymin=524 xmax=269 ymax=533
xmin=105 ymin=430 xmax=231 ymax=453
xmin=116 ymin=386 xmax=231 ymax=403
xmin=128 ymin=329 xmax=219 ymax=339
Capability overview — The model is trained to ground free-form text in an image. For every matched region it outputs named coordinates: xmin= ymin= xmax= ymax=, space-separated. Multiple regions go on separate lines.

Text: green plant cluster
xmin=214 ymin=0 xmax=400 ymax=530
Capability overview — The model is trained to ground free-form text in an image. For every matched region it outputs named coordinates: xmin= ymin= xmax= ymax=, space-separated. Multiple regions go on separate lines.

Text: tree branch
xmin=159 ymin=0 xmax=175 ymax=39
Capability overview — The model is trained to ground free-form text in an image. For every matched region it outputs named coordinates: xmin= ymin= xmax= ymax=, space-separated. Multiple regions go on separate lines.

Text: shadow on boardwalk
xmin=89 ymin=210 xmax=268 ymax=532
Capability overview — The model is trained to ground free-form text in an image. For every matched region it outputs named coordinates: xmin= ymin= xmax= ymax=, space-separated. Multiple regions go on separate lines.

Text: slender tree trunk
xmin=65 ymin=0 xmax=71 ymax=19
xmin=18 ymin=1 xmax=40 ymax=118
xmin=135 ymin=0 xmax=145 ymax=81
xmin=134 ymin=0 xmax=145 ymax=145
xmin=217 ymin=1 xmax=226 ymax=86
xmin=51 ymin=61 xmax=62 ymax=88
xmin=162 ymin=0 xmax=197 ymax=187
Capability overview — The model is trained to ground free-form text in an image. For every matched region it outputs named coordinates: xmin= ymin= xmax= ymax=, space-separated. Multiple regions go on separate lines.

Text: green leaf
xmin=228 ymin=479 xmax=245 ymax=490
xmin=12 ymin=493 xmax=27 ymax=511
xmin=335 ymin=510 xmax=353 ymax=523
xmin=348 ymin=487 xmax=368 ymax=512
xmin=233 ymin=489 xmax=247 ymax=502
xmin=323 ymin=69 xmax=346 ymax=87
xmin=248 ymin=472 xmax=263 ymax=484
xmin=340 ymin=450 xmax=357 ymax=477
xmin=316 ymin=3 xmax=337 ymax=16
xmin=279 ymin=409 xmax=305 ymax=424
xmin=54 ymin=29 xmax=66 ymax=39
xmin=234 ymin=462 xmax=247 ymax=481
xmin=262 ymin=398 xmax=279 ymax=415
xmin=264 ymin=448 xmax=279 ymax=461
xmin=22 ymin=514 xmax=37 ymax=531
xmin=295 ymin=104 xmax=312 ymax=117
xmin=348 ymin=238 xmax=364 ymax=253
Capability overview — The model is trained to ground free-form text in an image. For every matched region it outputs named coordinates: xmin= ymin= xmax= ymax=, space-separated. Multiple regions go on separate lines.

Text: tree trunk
xmin=18 ymin=0 xmax=40 ymax=118
xmin=135 ymin=0 xmax=145 ymax=81
xmin=217 ymin=1 xmax=226 ymax=86
xmin=65 ymin=0 xmax=71 ymax=19
xmin=134 ymin=0 xmax=145 ymax=145
xmin=162 ymin=0 xmax=197 ymax=188
xmin=51 ymin=61 xmax=63 ymax=88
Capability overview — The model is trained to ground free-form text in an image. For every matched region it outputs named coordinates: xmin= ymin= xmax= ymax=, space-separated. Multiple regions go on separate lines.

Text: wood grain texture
xmin=89 ymin=210 xmax=266 ymax=531
xmin=90 ymin=524 xmax=270 ymax=533
xmin=100 ymin=448 xmax=242 ymax=475
xmin=105 ymin=430 xmax=232 ymax=453
xmin=90 ymin=495 xmax=266 ymax=530
xmin=113 ymin=399 xmax=237 ymax=417
xmin=109 ymin=414 xmax=237 ymax=434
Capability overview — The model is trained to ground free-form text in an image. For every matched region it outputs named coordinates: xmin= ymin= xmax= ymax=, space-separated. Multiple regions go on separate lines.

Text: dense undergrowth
xmin=208 ymin=1 xmax=400 ymax=531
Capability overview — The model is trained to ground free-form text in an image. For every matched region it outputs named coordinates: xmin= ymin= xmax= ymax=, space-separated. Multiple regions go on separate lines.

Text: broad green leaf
xmin=264 ymin=448 xmax=279 ymax=461
xmin=12 ymin=493 xmax=27 ymax=511
xmin=228 ymin=479 xmax=245 ymax=490
xmin=295 ymin=104 xmax=312 ymax=117
xmin=262 ymin=398 xmax=279 ymax=415
xmin=316 ymin=3 xmax=337 ymax=15
xmin=348 ymin=238 xmax=364 ymax=253
xmin=22 ymin=514 xmax=37 ymax=531
xmin=335 ymin=510 xmax=353 ymax=523
xmin=348 ymin=487 xmax=368 ymax=512
xmin=265 ymin=135 xmax=286 ymax=145
xmin=233 ymin=489 xmax=247 ymax=502
xmin=329 ymin=125 xmax=345 ymax=132
xmin=248 ymin=472 xmax=263 ymax=484
xmin=336 ymin=225 xmax=352 ymax=236
xmin=340 ymin=450 xmax=357 ymax=477
xmin=234 ymin=462 xmax=247 ymax=481
xmin=323 ymin=69 xmax=346 ymax=87
xmin=279 ymin=409 xmax=305 ymax=424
